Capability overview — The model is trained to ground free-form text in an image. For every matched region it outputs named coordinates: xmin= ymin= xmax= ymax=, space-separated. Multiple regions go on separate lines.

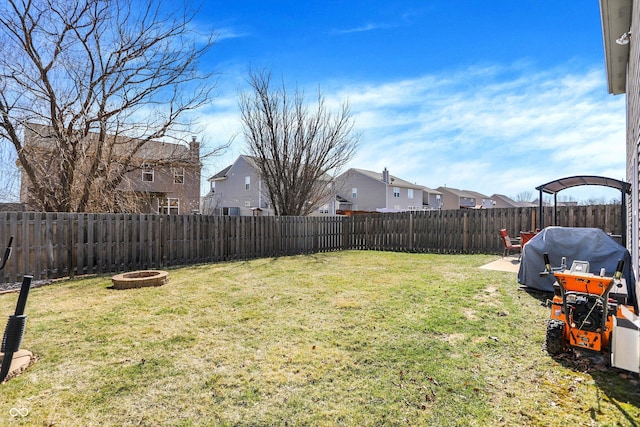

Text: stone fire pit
xmin=111 ymin=270 xmax=169 ymax=290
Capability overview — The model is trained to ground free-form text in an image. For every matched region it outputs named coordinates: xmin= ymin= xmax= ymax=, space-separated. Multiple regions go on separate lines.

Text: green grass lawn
xmin=0 ymin=251 xmax=639 ymax=426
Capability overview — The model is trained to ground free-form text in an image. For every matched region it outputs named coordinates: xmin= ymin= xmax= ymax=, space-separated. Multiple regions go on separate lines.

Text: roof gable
xmin=347 ymin=168 xmax=421 ymax=189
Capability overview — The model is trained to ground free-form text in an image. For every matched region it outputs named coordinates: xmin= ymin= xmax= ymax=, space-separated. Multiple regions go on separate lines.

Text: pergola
xmin=535 ymin=175 xmax=631 ymax=246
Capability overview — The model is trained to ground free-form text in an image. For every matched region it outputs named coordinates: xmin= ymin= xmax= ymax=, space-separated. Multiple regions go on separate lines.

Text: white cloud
xmin=325 ymin=66 xmax=626 ymax=200
xmin=199 ymin=63 xmax=626 ymax=202
xmin=214 ymin=27 xmax=249 ymax=41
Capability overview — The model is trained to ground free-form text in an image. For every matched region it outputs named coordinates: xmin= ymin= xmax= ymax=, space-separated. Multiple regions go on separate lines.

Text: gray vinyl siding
xmin=212 ymin=157 xmax=267 ymax=216
xmin=627 ymin=3 xmax=640 ymax=270
xmin=339 ymin=171 xmax=386 ymax=211
xmin=423 ymin=192 xmax=443 ymax=209
xmin=337 ymin=169 xmax=424 ymax=212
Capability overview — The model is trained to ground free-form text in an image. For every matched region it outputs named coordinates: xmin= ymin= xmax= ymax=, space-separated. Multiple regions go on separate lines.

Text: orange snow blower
xmin=541 ymin=253 xmax=640 ymax=373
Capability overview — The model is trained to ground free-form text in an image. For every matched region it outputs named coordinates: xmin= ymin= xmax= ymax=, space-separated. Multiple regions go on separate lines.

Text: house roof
xmin=208 ymin=155 xmax=334 ymax=182
xmin=491 ymin=194 xmax=536 ymax=208
xmin=208 ymin=155 xmax=258 ymax=182
xmin=462 ymin=190 xmax=491 ymax=200
xmin=436 ymin=186 xmax=477 ymax=199
xmin=135 ymin=139 xmax=192 ymax=162
xmin=345 ymin=168 xmax=422 ymax=190
xmin=421 ymin=185 xmax=442 ymax=195
xmin=599 ymin=0 xmax=632 ymax=95
xmin=349 ymin=168 xmax=422 ymax=189
xmin=208 ymin=164 xmax=232 ymax=181
xmin=25 ymin=122 xmax=196 ymax=163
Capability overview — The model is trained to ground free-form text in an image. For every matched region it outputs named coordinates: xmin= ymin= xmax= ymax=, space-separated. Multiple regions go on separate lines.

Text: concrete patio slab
xmin=480 ymin=256 xmax=520 ymax=273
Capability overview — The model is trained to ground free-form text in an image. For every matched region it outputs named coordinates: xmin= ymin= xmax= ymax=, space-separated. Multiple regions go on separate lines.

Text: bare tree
xmin=0 ymin=0 xmax=221 ymax=212
xmin=239 ymin=69 xmax=359 ymax=216
xmin=515 ymin=191 xmax=533 ymax=203
xmin=0 ymin=147 xmax=20 ymax=202
xmin=581 ymin=196 xmax=621 ymax=205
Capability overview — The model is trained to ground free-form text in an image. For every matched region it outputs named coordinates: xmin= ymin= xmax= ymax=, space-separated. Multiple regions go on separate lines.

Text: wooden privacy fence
xmin=0 ymin=204 xmax=624 ymax=283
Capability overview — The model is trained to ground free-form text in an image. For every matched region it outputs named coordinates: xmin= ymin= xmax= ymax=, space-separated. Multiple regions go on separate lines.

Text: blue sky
xmin=193 ymin=1 xmax=627 ymax=203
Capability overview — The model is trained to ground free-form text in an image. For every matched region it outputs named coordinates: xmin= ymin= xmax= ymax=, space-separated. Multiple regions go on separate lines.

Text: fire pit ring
xmin=111 ymin=270 xmax=169 ymax=290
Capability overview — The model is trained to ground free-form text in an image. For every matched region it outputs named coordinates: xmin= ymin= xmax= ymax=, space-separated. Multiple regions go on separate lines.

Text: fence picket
xmin=0 ymin=205 xmax=625 ymax=282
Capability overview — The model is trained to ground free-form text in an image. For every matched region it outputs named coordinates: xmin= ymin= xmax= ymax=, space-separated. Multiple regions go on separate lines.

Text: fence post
xmin=67 ymin=214 xmax=74 ymax=279
xmin=463 ymin=212 xmax=469 ymax=253
xmin=408 ymin=212 xmax=414 ymax=252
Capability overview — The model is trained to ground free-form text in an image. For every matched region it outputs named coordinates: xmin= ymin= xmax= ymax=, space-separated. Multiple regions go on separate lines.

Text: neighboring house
xmin=335 ymin=168 xmax=424 ymax=213
xmin=464 ymin=191 xmax=496 ymax=209
xmin=19 ymin=124 xmax=201 ymax=214
xmin=202 ymin=155 xmax=336 ymax=216
xmin=490 ymin=194 xmax=536 ymax=208
xmin=600 ymin=0 xmax=639 ymax=274
xmin=422 ymin=186 xmax=443 ymax=210
xmin=435 ymin=186 xmax=492 ymax=210
xmin=202 ymin=156 xmax=267 ymax=216
xmin=127 ymin=136 xmax=201 ymax=214
xmin=335 ymin=195 xmax=353 ymax=213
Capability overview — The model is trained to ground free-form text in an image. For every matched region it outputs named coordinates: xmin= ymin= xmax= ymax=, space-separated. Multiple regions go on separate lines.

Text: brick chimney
xmin=189 ymin=136 xmax=200 ymax=163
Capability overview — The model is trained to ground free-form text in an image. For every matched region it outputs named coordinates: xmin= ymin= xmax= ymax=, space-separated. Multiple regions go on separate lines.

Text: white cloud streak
xmin=329 ymin=22 xmax=392 ymax=35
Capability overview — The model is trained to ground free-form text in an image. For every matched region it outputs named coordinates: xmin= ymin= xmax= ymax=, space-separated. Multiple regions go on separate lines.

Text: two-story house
xmin=203 ymin=156 xmax=267 ymax=216
xmin=335 ymin=168 xmax=424 ymax=213
xmin=128 ymin=137 xmax=201 ymax=214
xmin=202 ymin=155 xmax=336 ymax=216
xmin=464 ymin=191 xmax=496 ymax=209
xmin=19 ymin=123 xmax=201 ymax=214
xmin=435 ymin=186 xmax=495 ymax=210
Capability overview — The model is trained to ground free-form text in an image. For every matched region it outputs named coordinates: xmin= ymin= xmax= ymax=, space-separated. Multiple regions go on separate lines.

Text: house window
xmin=408 ymin=189 xmax=414 ymax=199
xmin=393 ymin=187 xmax=400 ymax=198
xmin=210 ymin=181 xmax=215 ymax=192
xmin=173 ymin=167 xmax=184 ymax=184
xmin=352 ymin=188 xmax=357 ymax=198
xmin=436 ymin=195 xmax=441 ymax=201
xmin=245 ymin=176 xmax=250 ymax=191
xmin=142 ymin=164 xmax=154 ymax=182
xmin=160 ymin=198 xmax=179 ymax=215
xmin=245 ymin=201 xmax=251 ymax=207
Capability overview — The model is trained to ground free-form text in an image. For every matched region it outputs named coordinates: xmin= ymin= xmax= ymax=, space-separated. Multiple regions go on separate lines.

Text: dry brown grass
xmin=0 ymin=251 xmax=638 ymax=426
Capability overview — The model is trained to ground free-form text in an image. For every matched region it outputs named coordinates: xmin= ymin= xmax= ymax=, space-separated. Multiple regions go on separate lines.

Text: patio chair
xmin=499 ymin=229 xmax=521 ymax=259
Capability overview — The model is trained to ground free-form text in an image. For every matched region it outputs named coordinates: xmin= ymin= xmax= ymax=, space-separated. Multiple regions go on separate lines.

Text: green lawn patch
xmin=0 ymin=251 xmax=638 ymax=426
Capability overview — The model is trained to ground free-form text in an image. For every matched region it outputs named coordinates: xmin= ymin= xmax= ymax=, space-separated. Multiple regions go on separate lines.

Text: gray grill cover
xmin=517 ymin=227 xmax=636 ymax=306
